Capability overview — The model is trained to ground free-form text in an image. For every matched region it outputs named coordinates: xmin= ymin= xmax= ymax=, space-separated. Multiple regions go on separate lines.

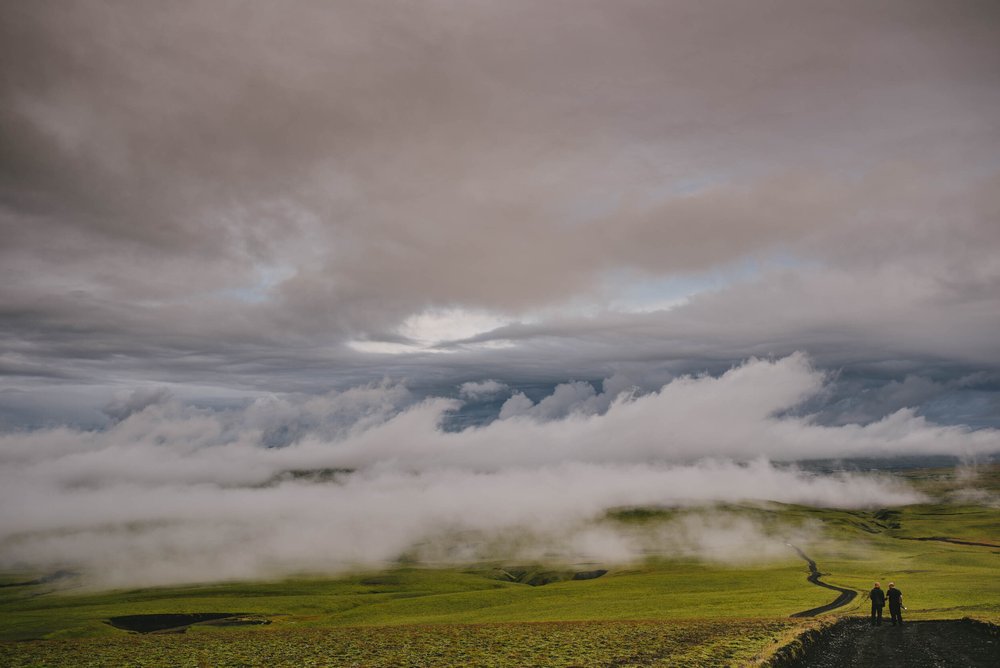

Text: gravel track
xmin=787 ymin=618 xmax=1000 ymax=667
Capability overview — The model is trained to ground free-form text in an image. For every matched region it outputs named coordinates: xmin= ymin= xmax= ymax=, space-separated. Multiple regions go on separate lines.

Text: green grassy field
xmin=1 ymin=466 xmax=997 ymax=666
xmin=0 ymin=619 xmax=811 ymax=668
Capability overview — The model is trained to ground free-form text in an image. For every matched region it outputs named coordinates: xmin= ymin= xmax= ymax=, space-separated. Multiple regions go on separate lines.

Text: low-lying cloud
xmin=1 ymin=354 xmax=994 ymax=587
xmin=0 ymin=461 xmax=916 ymax=588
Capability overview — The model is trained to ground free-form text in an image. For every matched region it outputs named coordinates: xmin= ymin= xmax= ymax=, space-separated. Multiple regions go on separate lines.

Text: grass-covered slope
xmin=0 ymin=466 xmax=997 ymax=666
xmin=0 ymin=561 xmax=827 ymax=640
xmin=0 ymin=619 xmax=809 ymax=668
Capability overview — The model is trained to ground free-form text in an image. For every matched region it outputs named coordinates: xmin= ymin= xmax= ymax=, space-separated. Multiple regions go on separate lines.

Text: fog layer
xmin=3 ymin=355 xmax=991 ymax=586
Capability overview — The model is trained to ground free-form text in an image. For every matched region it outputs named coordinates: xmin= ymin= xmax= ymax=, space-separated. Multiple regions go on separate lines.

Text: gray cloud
xmin=103 ymin=387 xmax=173 ymax=423
xmin=1 ymin=2 xmax=998 ymax=408
xmin=458 ymin=379 xmax=509 ymax=400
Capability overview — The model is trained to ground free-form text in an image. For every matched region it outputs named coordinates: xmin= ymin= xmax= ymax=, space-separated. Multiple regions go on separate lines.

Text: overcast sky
xmin=2 ymin=1 xmax=999 ymax=426
xmin=3 ymin=1 xmax=1000 ymax=586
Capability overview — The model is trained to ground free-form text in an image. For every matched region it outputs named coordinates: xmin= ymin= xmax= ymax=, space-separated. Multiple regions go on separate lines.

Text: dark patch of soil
xmin=895 ymin=536 xmax=1000 ymax=549
xmin=0 ymin=571 xmax=76 ymax=588
xmin=107 ymin=613 xmax=269 ymax=634
xmin=525 ymin=572 xmax=568 ymax=586
xmin=772 ymin=618 xmax=1000 ymax=668
xmin=493 ymin=567 xmax=607 ymax=586
xmin=359 ymin=575 xmax=402 ymax=586
xmin=571 ymin=569 xmax=608 ymax=581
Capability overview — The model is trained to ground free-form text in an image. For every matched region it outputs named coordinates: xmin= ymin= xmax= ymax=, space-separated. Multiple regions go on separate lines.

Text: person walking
xmin=869 ymin=582 xmax=885 ymax=626
xmin=887 ymin=582 xmax=904 ymax=625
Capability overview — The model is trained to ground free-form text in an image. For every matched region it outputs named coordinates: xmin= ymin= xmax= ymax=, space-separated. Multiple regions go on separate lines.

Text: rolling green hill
xmin=1 ymin=465 xmax=997 ymax=666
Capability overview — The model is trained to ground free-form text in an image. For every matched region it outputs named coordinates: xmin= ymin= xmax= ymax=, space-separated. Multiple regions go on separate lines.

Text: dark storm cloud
xmin=1 ymin=1 xmax=999 ymax=419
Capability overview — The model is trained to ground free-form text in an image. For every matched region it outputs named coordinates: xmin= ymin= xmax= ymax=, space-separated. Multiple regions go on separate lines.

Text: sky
xmin=1 ymin=1 xmax=999 ymax=584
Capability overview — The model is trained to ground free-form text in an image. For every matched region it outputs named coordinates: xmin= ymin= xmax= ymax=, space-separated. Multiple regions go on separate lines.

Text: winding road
xmin=895 ymin=536 xmax=1000 ymax=549
xmin=786 ymin=544 xmax=857 ymax=618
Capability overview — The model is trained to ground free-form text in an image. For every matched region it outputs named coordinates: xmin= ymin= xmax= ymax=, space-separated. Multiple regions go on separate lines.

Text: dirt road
xmin=786 ymin=545 xmax=856 ymax=617
xmin=786 ymin=619 xmax=999 ymax=667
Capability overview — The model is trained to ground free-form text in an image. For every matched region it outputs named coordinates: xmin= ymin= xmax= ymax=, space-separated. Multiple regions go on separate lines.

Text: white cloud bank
xmin=0 ymin=461 xmax=916 ymax=588
xmin=1 ymin=354 xmax=996 ymax=586
xmin=458 ymin=379 xmax=509 ymax=400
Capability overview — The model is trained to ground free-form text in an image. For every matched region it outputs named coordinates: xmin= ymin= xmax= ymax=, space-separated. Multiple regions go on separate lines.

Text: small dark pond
xmin=107 ymin=613 xmax=269 ymax=633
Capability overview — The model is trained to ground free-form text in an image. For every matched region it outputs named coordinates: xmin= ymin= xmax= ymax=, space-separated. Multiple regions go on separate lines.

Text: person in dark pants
xmin=869 ymin=582 xmax=885 ymax=626
xmin=887 ymin=582 xmax=904 ymax=625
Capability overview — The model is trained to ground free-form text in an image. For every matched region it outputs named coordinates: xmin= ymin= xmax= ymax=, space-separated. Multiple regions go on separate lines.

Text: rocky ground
xmin=787 ymin=618 xmax=999 ymax=667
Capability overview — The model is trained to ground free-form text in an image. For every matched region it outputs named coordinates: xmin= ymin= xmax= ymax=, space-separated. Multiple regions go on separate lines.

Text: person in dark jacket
xmin=886 ymin=582 xmax=904 ymax=625
xmin=869 ymin=582 xmax=885 ymax=626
